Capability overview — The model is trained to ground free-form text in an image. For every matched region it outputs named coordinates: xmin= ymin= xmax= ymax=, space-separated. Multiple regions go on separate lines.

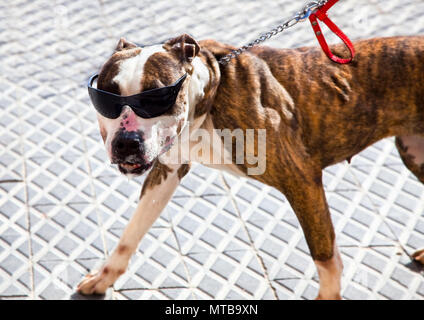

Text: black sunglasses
xmin=87 ymin=73 xmax=187 ymax=119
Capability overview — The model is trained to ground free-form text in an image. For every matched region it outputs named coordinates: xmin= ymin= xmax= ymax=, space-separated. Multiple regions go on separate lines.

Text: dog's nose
xmin=112 ymin=131 xmax=144 ymax=160
xmin=115 ymin=137 xmax=141 ymax=153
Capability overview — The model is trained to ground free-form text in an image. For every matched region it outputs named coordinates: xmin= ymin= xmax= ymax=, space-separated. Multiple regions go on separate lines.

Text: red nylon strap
xmin=309 ymin=0 xmax=355 ymax=64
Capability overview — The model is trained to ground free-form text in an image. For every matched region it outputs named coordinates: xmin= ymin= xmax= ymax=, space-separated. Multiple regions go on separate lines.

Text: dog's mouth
xmin=111 ymin=136 xmax=176 ymax=176
xmin=117 ymin=161 xmax=153 ymax=176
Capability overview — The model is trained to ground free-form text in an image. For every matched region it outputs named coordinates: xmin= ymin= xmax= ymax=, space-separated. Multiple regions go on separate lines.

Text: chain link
xmin=218 ymin=0 xmax=328 ymax=65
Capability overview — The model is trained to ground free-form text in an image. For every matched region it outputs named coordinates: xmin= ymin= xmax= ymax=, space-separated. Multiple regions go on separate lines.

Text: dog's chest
xmin=192 ymin=116 xmax=247 ymax=177
xmin=199 ymin=118 xmax=247 ymax=177
xmin=163 ymin=115 xmax=247 ymax=178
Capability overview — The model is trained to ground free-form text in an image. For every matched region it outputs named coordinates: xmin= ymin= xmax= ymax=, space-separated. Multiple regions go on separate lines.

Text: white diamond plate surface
xmin=0 ymin=0 xmax=424 ymax=300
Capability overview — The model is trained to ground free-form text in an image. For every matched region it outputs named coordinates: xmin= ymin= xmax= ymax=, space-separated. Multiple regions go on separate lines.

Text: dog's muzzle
xmin=111 ymin=131 xmax=153 ymax=175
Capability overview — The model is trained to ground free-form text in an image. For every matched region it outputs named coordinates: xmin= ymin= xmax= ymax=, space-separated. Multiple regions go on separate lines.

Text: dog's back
xmin=205 ymin=36 xmax=424 ymax=169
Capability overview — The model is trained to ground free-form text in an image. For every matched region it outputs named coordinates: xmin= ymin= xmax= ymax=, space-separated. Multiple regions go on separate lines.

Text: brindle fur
xmin=134 ymin=35 xmax=424 ymax=261
xmin=198 ymin=36 xmax=424 ymax=260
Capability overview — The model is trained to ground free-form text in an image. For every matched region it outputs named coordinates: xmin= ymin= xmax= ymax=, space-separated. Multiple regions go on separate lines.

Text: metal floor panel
xmin=0 ymin=0 xmax=423 ymax=300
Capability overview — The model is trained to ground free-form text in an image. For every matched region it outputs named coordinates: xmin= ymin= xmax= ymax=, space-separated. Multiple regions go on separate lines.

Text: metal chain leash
xmin=218 ymin=0 xmax=329 ymax=65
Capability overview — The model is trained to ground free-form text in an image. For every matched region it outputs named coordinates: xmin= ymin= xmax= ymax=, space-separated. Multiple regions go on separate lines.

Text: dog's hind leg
xmin=282 ymin=166 xmax=343 ymax=300
xmin=395 ymin=136 xmax=424 ymax=183
xmin=77 ymin=162 xmax=190 ymax=295
xmin=395 ymin=136 xmax=424 ymax=264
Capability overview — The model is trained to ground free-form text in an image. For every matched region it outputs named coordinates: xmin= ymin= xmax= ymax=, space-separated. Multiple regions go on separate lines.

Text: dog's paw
xmin=412 ymin=248 xmax=424 ymax=264
xmin=77 ymin=266 xmax=124 ymax=295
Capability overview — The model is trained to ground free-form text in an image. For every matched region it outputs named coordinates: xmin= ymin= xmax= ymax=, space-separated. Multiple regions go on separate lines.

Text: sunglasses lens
xmin=96 ymin=104 xmax=122 ymax=119
xmin=87 ymin=73 xmax=187 ymax=119
xmin=88 ymin=89 xmax=122 ymax=119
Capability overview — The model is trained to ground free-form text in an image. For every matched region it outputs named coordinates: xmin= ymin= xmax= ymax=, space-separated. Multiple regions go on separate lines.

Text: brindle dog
xmin=78 ymin=34 xmax=424 ymax=299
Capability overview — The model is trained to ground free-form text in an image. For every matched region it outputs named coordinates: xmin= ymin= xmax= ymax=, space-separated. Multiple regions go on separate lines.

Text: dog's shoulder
xmin=198 ymin=39 xmax=236 ymax=60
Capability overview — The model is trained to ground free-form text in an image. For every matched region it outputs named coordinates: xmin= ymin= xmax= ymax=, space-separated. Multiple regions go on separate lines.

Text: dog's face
xmin=95 ymin=35 xmax=200 ymax=176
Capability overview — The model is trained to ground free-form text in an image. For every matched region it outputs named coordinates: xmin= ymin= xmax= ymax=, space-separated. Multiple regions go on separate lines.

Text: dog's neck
xmin=188 ymin=50 xmax=221 ymax=119
xmin=187 ymin=57 xmax=210 ymax=112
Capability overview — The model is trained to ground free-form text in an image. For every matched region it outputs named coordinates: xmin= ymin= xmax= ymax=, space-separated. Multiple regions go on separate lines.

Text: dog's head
xmin=94 ymin=34 xmax=202 ymax=176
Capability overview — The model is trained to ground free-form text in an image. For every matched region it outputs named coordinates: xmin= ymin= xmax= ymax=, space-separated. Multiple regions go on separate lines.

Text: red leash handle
xmin=309 ymin=0 xmax=355 ymax=64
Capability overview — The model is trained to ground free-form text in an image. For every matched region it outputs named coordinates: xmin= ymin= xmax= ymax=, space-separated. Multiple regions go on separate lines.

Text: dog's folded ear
xmin=115 ymin=38 xmax=137 ymax=51
xmin=163 ymin=34 xmax=200 ymax=62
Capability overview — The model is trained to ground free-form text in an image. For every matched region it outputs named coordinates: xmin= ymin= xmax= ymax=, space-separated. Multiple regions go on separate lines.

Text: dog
xmin=77 ymin=34 xmax=424 ymax=299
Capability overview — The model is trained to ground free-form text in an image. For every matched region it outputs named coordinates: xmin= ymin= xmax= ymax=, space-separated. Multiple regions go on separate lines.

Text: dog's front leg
xmin=77 ymin=162 xmax=189 ymax=295
xmin=283 ymin=168 xmax=343 ymax=300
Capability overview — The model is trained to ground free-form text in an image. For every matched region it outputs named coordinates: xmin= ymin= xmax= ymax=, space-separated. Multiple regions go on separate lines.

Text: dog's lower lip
xmin=117 ymin=161 xmax=153 ymax=175
xmin=119 ymin=163 xmax=142 ymax=170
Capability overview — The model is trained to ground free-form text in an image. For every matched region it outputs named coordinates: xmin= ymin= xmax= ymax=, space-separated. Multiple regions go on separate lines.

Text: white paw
xmin=412 ymin=248 xmax=424 ymax=264
xmin=77 ymin=265 xmax=124 ymax=295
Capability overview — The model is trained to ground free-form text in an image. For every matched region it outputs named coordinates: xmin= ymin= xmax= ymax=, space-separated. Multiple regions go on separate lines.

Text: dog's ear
xmin=163 ymin=34 xmax=200 ymax=62
xmin=115 ymin=38 xmax=137 ymax=51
